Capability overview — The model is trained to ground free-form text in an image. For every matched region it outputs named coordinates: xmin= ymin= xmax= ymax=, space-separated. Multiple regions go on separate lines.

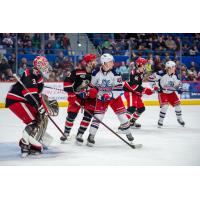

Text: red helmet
xmin=33 ymin=56 xmax=49 ymax=74
xmin=83 ymin=53 xmax=96 ymax=64
xmin=136 ymin=57 xmax=147 ymax=67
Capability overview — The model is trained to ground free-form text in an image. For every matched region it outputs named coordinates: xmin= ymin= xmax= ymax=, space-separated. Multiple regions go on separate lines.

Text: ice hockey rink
xmin=0 ymin=105 xmax=200 ymax=166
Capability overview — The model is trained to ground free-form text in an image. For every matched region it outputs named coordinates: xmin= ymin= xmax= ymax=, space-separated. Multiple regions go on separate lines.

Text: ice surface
xmin=0 ymin=106 xmax=200 ymax=166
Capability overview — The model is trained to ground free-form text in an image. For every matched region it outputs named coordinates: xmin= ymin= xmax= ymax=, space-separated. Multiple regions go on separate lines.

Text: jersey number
xmin=32 ymin=79 xmax=36 ymax=84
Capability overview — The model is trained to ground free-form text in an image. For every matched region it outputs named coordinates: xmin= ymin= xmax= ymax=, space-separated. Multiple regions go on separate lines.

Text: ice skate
xmin=177 ymin=119 xmax=185 ymax=127
xmin=29 ymin=145 xmax=42 ymax=156
xmin=19 ymin=139 xmax=30 ymax=158
xmin=130 ymin=119 xmax=141 ymax=129
xmin=87 ymin=134 xmax=95 ymax=147
xmin=60 ymin=133 xmax=70 ymax=143
xmin=157 ymin=120 xmax=163 ymax=128
xmin=76 ymin=133 xmax=84 ymax=145
xmin=126 ymin=133 xmax=134 ymax=142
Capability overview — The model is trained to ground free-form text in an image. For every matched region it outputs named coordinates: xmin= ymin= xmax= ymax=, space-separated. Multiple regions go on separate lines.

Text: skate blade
xmin=130 ymin=143 xmax=143 ymax=149
xmin=75 ymin=140 xmax=83 ymax=146
xmin=60 ymin=136 xmax=72 ymax=144
xmin=21 ymin=152 xmax=29 ymax=158
xmin=131 ymin=126 xmax=141 ymax=129
xmin=87 ymin=142 xmax=94 ymax=147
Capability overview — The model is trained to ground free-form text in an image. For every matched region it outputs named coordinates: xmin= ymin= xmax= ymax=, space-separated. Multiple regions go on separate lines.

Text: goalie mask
xmin=33 ymin=56 xmax=50 ymax=75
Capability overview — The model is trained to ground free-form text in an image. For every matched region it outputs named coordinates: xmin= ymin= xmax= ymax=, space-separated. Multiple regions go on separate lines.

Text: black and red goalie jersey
xmin=6 ymin=68 xmax=44 ymax=109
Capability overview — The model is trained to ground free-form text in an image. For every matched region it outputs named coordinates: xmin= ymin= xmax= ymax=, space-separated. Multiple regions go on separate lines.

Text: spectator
xmin=180 ymin=70 xmax=188 ymax=81
xmin=32 ymin=33 xmax=41 ymax=48
xmin=197 ymin=72 xmax=200 ymax=81
xmin=117 ymin=61 xmax=129 ymax=81
xmin=2 ymin=33 xmax=14 ymax=48
xmin=153 ymin=54 xmax=161 ymax=69
xmin=157 ymin=36 xmax=166 ymax=50
xmin=45 ymin=42 xmax=54 ymax=54
xmin=189 ymin=45 xmax=199 ymax=56
xmin=165 ymin=36 xmax=177 ymax=50
xmin=48 ymin=33 xmax=55 ymax=42
xmin=18 ymin=63 xmax=27 ymax=77
xmin=4 ymin=68 xmax=15 ymax=81
xmin=54 ymin=51 xmax=65 ymax=68
xmin=8 ymin=53 xmax=16 ymax=72
xmin=188 ymin=63 xmax=198 ymax=78
xmin=60 ymin=34 xmax=70 ymax=49
xmin=187 ymin=71 xmax=197 ymax=81
xmin=146 ymin=58 xmax=153 ymax=74
xmin=19 ymin=58 xmax=28 ymax=70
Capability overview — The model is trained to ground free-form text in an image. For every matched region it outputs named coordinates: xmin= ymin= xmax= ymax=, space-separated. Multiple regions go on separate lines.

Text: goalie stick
xmin=13 ymin=74 xmax=67 ymax=139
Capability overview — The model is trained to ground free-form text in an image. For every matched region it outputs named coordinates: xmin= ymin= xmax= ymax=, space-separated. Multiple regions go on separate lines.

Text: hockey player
xmin=123 ymin=57 xmax=155 ymax=128
xmin=60 ymin=53 xmax=98 ymax=144
xmin=5 ymin=56 xmax=58 ymax=157
xmin=87 ymin=53 xmax=134 ymax=147
xmin=157 ymin=61 xmax=185 ymax=128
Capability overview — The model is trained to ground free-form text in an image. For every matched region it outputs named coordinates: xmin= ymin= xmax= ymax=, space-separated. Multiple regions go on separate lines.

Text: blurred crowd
xmin=1 ymin=52 xmax=200 ymax=82
xmin=92 ymin=33 xmax=200 ymax=57
xmin=0 ymin=33 xmax=71 ymax=54
xmin=0 ymin=33 xmax=200 ymax=82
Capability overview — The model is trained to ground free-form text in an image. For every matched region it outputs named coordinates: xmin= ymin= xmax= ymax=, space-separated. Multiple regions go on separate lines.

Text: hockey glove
xmin=88 ymin=88 xmax=98 ymax=99
xmin=153 ymin=85 xmax=159 ymax=92
xmin=143 ymin=88 xmax=154 ymax=95
xmin=101 ymin=93 xmax=112 ymax=102
xmin=77 ymin=90 xmax=87 ymax=99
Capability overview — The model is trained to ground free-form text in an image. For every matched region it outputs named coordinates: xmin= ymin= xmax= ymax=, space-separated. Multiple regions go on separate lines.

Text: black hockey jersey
xmin=124 ymin=69 xmax=144 ymax=93
xmin=5 ymin=68 xmax=44 ymax=109
xmin=63 ymin=68 xmax=92 ymax=97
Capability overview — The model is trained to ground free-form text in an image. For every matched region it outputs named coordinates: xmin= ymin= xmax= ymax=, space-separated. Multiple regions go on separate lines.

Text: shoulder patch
xmin=92 ymin=67 xmax=100 ymax=76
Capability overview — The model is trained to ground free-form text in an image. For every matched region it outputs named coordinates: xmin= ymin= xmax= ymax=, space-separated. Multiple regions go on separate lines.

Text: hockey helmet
xmin=165 ymin=61 xmax=176 ymax=69
xmin=100 ymin=53 xmax=114 ymax=64
xmin=83 ymin=53 xmax=96 ymax=64
xmin=33 ymin=56 xmax=49 ymax=74
xmin=135 ymin=57 xmax=147 ymax=67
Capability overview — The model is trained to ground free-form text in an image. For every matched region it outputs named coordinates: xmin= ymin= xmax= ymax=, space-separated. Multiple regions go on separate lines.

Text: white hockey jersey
xmin=91 ymin=67 xmax=123 ymax=100
xmin=160 ymin=73 xmax=181 ymax=94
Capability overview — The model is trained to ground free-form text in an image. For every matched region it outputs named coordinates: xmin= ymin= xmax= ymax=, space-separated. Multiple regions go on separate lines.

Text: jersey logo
xmin=117 ymin=77 xmax=122 ymax=83
xmin=80 ymin=75 xmax=86 ymax=78
xmin=167 ymin=81 xmax=174 ymax=87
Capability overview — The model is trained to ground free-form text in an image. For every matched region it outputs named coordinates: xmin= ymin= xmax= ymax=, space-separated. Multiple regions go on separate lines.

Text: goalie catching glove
xmin=41 ymin=94 xmax=59 ymax=116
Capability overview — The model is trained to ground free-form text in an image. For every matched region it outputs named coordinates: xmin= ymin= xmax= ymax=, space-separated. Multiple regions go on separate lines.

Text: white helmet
xmin=100 ymin=53 xmax=114 ymax=64
xmin=165 ymin=61 xmax=176 ymax=69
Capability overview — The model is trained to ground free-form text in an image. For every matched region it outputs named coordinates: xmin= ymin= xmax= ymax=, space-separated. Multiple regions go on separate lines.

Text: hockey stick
xmin=13 ymin=74 xmax=67 ymax=139
xmin=74 ymin=100 xmax=142 ymax=149
xmin=44 ymin=85 xmax=142 ymax=149
xmin=44 ymin=85 xmax=65 ymax=93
